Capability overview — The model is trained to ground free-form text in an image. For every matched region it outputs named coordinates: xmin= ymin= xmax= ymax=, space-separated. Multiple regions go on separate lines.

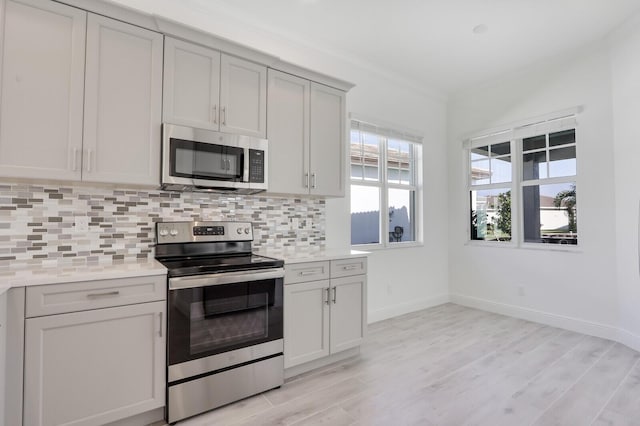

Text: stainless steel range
xmin=155 ymin=221 xmax=284 ymax=424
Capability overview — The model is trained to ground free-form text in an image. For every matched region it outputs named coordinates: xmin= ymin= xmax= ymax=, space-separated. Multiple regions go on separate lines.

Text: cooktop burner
xmin=157 ymin=253 xmax=284 ymax=278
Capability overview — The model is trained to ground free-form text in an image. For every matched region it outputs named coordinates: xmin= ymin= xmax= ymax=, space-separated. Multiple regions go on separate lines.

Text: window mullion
xmin=381 ymin=137 xmax=390 ymax=247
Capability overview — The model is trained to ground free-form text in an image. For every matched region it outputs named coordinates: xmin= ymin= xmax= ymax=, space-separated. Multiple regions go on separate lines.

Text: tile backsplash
xmin=0 ymin=181 xmax=325 ymax=269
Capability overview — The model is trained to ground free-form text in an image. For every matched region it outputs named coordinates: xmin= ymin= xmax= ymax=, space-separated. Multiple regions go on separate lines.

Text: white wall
xmin=337 ymin=76 xmax=450 ymax=322
xmin=611 ymin=15 xmax=640 ymax=350
xmin=447 ymin=42 xmax=621 ymax=338
xmin=108 ymin=0 xmax=451 ymax=322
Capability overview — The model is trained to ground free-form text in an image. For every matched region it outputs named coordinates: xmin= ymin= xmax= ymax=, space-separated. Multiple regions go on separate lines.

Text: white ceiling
xmin=112 ymin=0 xmax=640 ymax=94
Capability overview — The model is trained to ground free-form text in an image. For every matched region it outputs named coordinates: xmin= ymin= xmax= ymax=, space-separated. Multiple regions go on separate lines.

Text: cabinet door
xmin=220 ymin=54 xmax=267 ymax=138
xmin=329 ymin=275 xmax=366 ymax=354
xmin=0 ymin=291 xmax=6 ymax=423
xmin=267 ymin=69 xmax=310 ymax=194
xmin=24 ymin=301 xmax=166 ymax=426
xmin=163 ymin=37 xmax=221 ymax=130
xmin=309 ymin=82 xmax=346 ymax=197
xmin=82 ymin=14 xmax=163 ymax=185
xmin=284 ymin=280 xmax=330 ymax=368
xmin=0 ymin=0 xmax=85 ymax=180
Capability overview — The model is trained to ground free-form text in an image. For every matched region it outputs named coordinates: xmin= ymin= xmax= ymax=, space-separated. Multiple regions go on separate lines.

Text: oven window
xmin=171 ymin=138 xmax=243 ymax=181
xmin=189 ymin=293 xmax=268 ymax=355
xmin=168 ymin=278 xmax=283 ymax=366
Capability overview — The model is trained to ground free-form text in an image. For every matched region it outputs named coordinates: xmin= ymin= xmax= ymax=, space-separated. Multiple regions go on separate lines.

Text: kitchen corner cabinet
xmin=163 ymin=37 xmax=267 ymax=138
xmin=283 ymin=257 xmax=366 ymax=369
xmin=23 ymin=275 xmax=166 ymax=426
xmin=0 ymin=0 xmax=162 ymax=185
xmin=267 ymin=69 xmax=346 ymax=197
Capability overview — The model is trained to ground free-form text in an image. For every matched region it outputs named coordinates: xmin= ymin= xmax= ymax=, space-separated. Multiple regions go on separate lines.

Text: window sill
xmin=519 ymin=242 xmax=582 ymax=253
xmin=465 ymin=240 xmax=516 ymax=249
xmin=352 ymin=241 xmax=424 ymax=251
xmin=465 ymin=240 xmax=582 ymax=253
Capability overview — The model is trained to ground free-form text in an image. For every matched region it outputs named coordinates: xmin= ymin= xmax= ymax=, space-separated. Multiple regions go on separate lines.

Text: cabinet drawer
xmin=330 ymin=257 xmax=367 ymax=278
xmin=285 ymin=261 xmax=330 ymax=284
xmin=26 ymin=275 xmax=166 ymax=317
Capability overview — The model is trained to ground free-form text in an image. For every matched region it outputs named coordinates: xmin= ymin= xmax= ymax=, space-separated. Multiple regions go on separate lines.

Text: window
xmin=466 ymin=112 xmax=578 ymax=246
xmin=350 ymin=120 xmax=422 ymax=247
xmin=469 ymin=140 xmax=513 ymax=242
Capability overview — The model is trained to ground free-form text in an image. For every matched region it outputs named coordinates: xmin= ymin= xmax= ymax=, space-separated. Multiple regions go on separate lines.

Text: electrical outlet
xmin=517 ymin=286 xmax=525 ymax=297
xmin=73 ymin=216 xmax=89 ymax=233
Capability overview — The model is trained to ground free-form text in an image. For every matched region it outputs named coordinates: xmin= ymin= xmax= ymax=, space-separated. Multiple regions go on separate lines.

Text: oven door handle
xmin=169 ymin=268 xmax=285 ymax=290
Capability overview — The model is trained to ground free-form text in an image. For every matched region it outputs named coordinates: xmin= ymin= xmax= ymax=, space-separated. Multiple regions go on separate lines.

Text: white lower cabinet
xmin=23 ymin=277 xmax=166 ymax=426
xmin=284 ymin=279 xmax=331 ymax=367
xmin=284 ymin=257 xmax=367 ymax=370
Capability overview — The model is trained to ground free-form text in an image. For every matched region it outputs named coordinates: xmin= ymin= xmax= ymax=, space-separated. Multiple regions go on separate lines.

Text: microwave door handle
xmin=243 ymin=148 xmax=250 ymax=182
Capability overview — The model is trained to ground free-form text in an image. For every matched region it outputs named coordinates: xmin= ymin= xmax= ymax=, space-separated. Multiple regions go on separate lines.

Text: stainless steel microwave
xmin=161 ymin=124 xmax=268 ymax=194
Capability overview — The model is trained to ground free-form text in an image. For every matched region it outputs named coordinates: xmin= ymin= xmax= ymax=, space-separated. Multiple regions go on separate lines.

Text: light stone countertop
xmin=0 ymin=259 xmax=167 ymax=291
xmin=0 ymin=248 xmax=369 ymax=293
xmin=256 ymin=248 xmax=370 ymax=264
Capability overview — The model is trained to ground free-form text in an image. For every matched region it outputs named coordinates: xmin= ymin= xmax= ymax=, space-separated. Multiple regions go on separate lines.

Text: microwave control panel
xmin=248 ymin=149 xmax=265 ymax=183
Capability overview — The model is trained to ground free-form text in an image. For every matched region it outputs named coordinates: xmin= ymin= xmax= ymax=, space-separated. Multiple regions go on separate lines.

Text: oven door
xmin=167 ymin=268 xmax=284 ymax=369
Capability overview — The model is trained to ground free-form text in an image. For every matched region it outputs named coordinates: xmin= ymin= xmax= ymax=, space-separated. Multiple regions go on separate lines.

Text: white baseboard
xmin=450 ymin=293 xmax=621 ymax=342
xmin=617 ymin=327 xmax=640 ymax=353
xmin=368 ymin=293 xmax=450 ymax=324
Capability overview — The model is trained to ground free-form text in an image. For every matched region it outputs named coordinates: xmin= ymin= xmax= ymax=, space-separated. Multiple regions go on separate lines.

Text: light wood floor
xmin=176 ymin=303 xmax=640 ymax=426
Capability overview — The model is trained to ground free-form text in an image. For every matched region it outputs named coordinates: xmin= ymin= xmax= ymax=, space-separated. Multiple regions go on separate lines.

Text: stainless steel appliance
xmin=155 ymin=221 xmax=284 ymax=424
xmin=161 ymin=124 xmax=268 ymax=194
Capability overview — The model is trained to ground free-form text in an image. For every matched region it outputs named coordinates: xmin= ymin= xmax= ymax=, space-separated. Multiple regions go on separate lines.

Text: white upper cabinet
xmin=267 ymin=69 xmax=310 ymax=194
xmin=267 ymin=69 xmax=346 ymax=197
xmin=0 ymin=0 xmax=86 ymax=181
xmin=163 ymin=37 xmax=221 ymax=131
xmin=309 ymin=82 xmax=346 ymax=197
xmin=82 ymin=14 xmax=163 ymax=185
xmin=219 ymin=54 xmax=267 ymax=137
xmin=164 ymin=37 xmax=267 ymax=138
xmin=0 ymin=0 xmax=163 ymax=186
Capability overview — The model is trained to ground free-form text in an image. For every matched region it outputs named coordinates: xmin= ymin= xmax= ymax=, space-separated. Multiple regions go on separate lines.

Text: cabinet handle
xmin=159 ymin=312 xmax=163 ymax=338
xmin=299 ymin=270 xmax=319 ymax=276
xmin=212 ymin=105 xmax=217 ymax=124
xmin=325 ymin=287 xmax=331 ymax=305
xmin=86 ymin=291 xmax=120 ymax=298
xmin=85 ymin=149 xmax=92 ymax=172
xmin=311 ymin=173 xmax=317 ymax=189
xmin=71 ymin=148 xmax=78 ymax=171
xmin=222 ymin=106 xmax=227 ymax=125
xmin=332 ymin=286 xmax=337 ymax=304
xmin=304 ymin=173 xmax=309 ymax=188
xmin=342 ymin=265 xmax=358 ymax=271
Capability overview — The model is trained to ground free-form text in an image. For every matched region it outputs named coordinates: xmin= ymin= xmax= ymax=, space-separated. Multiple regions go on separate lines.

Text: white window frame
xmin=350 ymin=119 xmax=423 ymax=250
xmin=467 ymin=135 xmax=516 ymax=247
xmin=464 ymin=108 xmax=580 ymax=250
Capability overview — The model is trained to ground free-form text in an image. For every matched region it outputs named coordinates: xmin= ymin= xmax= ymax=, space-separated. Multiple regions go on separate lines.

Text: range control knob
xmin=169 ymin=229 xmax=179 ymax=237
xmin=159 ymin=229 xmax=169 ymax=237
xmin=244 ymin=227 xmax=250 ymax=234
xmin=236 ymin=228 xmax=243 ymax=235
